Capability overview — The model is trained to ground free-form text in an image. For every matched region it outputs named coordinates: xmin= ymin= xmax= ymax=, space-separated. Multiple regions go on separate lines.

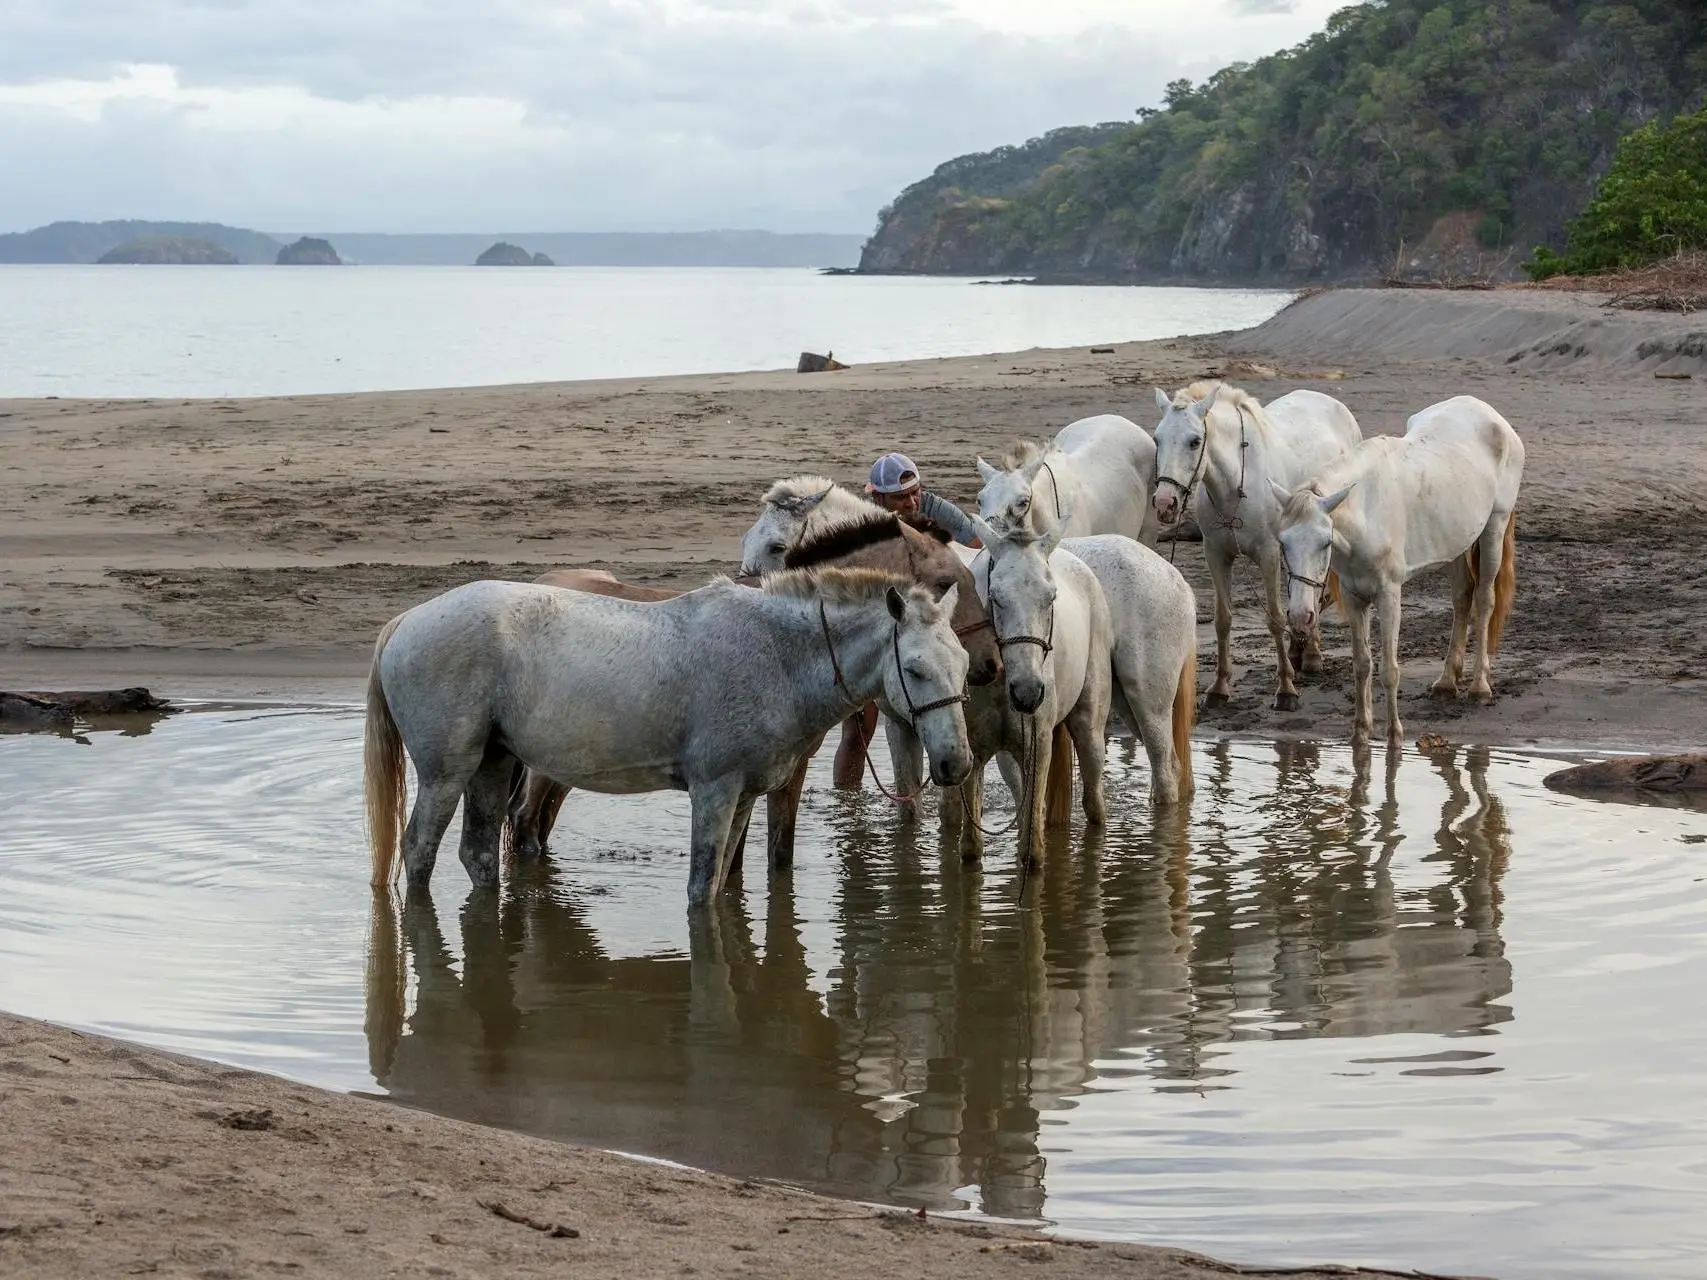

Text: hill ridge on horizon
xmin=0 ymin=220 xmax=865 ymax=267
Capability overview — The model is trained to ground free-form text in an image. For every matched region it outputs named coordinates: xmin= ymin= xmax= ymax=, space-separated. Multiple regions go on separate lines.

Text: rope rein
xmin=816 ymin=594 xmax=968 ymax=805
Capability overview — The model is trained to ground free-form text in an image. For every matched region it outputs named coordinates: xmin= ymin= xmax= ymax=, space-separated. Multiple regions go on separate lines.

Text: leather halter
xmin=816 ymin=598 xmax=968 ymax=729
xmin=1156 ymin=402 xmax=1251 ymax=533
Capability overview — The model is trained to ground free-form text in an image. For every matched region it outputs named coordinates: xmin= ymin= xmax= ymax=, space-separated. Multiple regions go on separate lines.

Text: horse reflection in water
xmin=365 ymin=742 xmax=1513 ymax=1219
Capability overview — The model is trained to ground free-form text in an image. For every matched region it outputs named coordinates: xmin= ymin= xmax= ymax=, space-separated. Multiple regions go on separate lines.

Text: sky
xmin=0 ymin=0 xmax=1347 ymax=235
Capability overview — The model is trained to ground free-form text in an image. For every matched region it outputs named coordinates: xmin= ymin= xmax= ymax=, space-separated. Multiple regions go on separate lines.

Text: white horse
xmin=942 ymin=515 xmax=1114 ymax=868
xmin=976 ymin=415 xmax=1160 ymax=548
xmin=1150 ymin=380 xmax=1362 ymax=710
xmin=1275 ymin=395 xmax=1524 ymax=747
xmin=364 ymin=569 xmax=974 ymax=906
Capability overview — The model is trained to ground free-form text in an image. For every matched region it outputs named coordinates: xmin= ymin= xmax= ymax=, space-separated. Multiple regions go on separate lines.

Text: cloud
xmin=0 ymin=1 xmax=1342 ymax=232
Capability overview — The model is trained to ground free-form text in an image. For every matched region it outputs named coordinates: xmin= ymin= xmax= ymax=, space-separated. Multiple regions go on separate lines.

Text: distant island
xmin=97 ymin=236 xmax=240 ymax=265
xmin=476 ymin=241 xmax=553 ymax=267
xmin=3 ymin=220 xmax=281 ymax=264
xmin=0 ymin=221 xmax=863 ymax=267
xmin=276 ymin=236 xmax=342 ymax=265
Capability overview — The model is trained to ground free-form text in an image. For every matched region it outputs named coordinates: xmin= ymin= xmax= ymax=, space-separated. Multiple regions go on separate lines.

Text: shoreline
xmin=0 ymin=1012 xmax=1445 ymax=1280
xmin=5 ymin=286 xmax=1706 ymax=749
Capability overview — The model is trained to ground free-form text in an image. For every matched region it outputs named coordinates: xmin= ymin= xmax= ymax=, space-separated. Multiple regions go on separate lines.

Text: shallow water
xmin=2 ymin=707 xmax=1706 ymax=1279
xmin=0 ymin=266 xmax=1288 ymax=398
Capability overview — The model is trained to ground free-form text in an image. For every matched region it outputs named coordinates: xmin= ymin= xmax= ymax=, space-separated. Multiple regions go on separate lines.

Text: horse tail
xmin=365 ymin=614 xmax=408 ymax=888
xmin=1489 ymin=511 xmax=1517 ymax=657
xmin=1043 ymin=723 xmax=1075 ymax=826
xmin=1172 ymin=645 xmax=1197 ymax=802
xmin=363 ymin=887 xmax=405 ymax=1082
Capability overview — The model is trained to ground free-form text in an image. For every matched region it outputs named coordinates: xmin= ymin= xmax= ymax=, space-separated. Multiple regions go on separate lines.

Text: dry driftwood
xmin=796 ymin=350 xmax=848 ymax=373
xmin=1544 ymin=754 xmax=1707 ymax=794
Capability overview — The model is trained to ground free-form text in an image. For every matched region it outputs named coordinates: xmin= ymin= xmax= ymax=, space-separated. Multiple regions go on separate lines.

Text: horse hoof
xmin=1204 ymin=691 xmax=1231 ymax=710
xmin=1274 ymin=692 xmax=1300 ymax=712
xmin=1430 ymin=683 xmax=1459 ymax=701
xmin=1471 ymin=688 xmax=1496 ymax=707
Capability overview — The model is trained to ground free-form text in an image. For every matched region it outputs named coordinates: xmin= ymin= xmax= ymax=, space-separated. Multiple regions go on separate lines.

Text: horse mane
xmin=999 ymin=439 xmax=1048 ymax=470
xmin=762 ymin=565 xmax=923 ymax=608
xmin=1278 ymin=486 xmax=1328 ymax=525
xmin=783 ymin=511 xmax=903 ymax=570
xmin=761 ymin=474 xmax=839 ymax=507
xmin=1172 ymin=379 xmax=1265 ymax=419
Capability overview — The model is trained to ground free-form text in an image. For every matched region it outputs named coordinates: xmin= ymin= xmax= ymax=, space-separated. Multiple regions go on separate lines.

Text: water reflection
xmin=366 ymin=740 xmax=1514 ymax=1216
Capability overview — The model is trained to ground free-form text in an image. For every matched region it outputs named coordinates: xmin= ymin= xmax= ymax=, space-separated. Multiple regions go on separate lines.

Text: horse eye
xmin=768 ymin=542 xmax=786 ymax=555
xmin=935 ymin=577 xmax=955 ymax=592
xmin=1189 ymin=436 xmax=1202 ymax=450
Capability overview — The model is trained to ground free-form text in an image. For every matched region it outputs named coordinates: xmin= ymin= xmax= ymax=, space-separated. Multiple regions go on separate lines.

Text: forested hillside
xmin=859 ymin=1 xmax=1707 ymax=283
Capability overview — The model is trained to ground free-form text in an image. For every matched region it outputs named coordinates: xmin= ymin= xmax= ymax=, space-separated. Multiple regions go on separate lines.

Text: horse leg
xmin=1017 ymin=724 xmax=1052 ymax=872
xmin=883 ymin=714 xmax=926 ymax=823
xmin=1433 ymin=555 xmax=1473 ymax=699
xmin=831 ymin=702 xmax=878 ymax=789
xmin=765 ymin=752 xmax=811 ymax=872
xmin=725 ymin=793 xmax=758 ymax=890
xmin=1261 ymin=555 xmax=1300 ymax=711
xmin=1129 ymin=681 xmax=1178 ymax=807
xmin=1066 ymin=706 xmax=1108 ymax=828
xmin=1204 ymin=542 xmax=1236 ymax=707
xmin=509 ymin=771 xmax=566 ymax=860
xmin=1467 ymin=522 xmax=1505 ymax=704
xmin=686 ymin=775 xmax=744 ymax=906
xmin=956 ymin=758 xmax=989 ymax=863
xmin=1347 ymin=594 xmax=1375 ymax=747
xmin=401 ymin=748 xmax=479 ymax=889
xmin=457 ymin=744 xmax=517 ymax=889
xmin=1377 ymin=585 xmax=1406 ymax=746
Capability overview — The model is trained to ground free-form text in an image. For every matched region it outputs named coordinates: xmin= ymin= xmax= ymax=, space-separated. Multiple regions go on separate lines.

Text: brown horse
xmin=509 ymin=511 xmax=1001 ymax=871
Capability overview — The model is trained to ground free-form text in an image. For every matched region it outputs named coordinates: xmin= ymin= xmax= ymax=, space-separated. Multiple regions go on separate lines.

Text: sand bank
xmin=3 ymin=287 xmax=1705 ymax=746
xmin=0 ymin=1013 xmax=1440 ymax=1280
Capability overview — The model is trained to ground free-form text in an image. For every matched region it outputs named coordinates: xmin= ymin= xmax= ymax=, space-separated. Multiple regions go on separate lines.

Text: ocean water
xmin=0 ymin=265 xmax=1290 ymax=399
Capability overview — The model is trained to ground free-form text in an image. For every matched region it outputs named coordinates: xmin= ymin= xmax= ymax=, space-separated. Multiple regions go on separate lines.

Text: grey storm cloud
xmin=0 ymin=0 xmax=1329 ymax=232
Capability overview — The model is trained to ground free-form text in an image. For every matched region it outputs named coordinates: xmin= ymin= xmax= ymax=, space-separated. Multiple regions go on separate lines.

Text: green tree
xmin=1526 ymin=104 xmax=1707 ymax=278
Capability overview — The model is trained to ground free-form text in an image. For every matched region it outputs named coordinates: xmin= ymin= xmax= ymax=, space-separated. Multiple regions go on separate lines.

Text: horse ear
xmin=1153 ymin=387 xmax=1172 ymax=415
xmin=938 ymin=582 xmax=960 ymax=617
xmin=1020 ymin=451 xmax=1047 ymax=482
xmin=1190 ymin=385 xmax=1220 ymax=419
xmin=976 ymin=457 xmax=1000 ymax=484
xmin=1318 ymin=484 xmax=1355 ymax=514
xmin=885 ymin=585 xmax=906 ymax=621
xmin=1267 ymin=478 xmax=1291 ymax=506
xmin=800 ymin=486 xmax=833 ymax=513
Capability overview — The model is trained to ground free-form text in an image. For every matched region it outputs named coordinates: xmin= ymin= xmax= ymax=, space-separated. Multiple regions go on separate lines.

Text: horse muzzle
xmin=1153 ymin=493 xmax=1181 ymax=526
xmin=929 ymin=748 xmax=973 ymax=788
xmin=1007 ymin=677 xmax=1046 ymax=715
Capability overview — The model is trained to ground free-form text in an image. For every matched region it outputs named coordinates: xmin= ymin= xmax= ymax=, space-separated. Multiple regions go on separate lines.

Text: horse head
xmin=1274 ymin=479 xmax=1353 ymax=633
xmin=881 ymin=582 xmax=974 ymax=786
xmin=1149 ymin=383 xmax=1221 ymax=528
xmin=738 ymin=482 xmax=834 ymax=575
xmin=970 ymin=511 xmax=1067 ymax=715
xmin=975 ymin=444 xmax=1053 ymax=536
xmin=894 ymin=521 xmax=1002 ymax=687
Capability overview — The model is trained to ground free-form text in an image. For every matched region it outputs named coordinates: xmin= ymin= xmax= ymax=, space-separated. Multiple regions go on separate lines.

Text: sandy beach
xmin=5 ymin=287 xmax=1706 ymax=1277
xmin=4 ymin=287 xmax=1706 ymax=745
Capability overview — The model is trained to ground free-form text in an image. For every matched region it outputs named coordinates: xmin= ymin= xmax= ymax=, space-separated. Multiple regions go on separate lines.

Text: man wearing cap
xmin=865 ymin=452 xmax=984 ymax=548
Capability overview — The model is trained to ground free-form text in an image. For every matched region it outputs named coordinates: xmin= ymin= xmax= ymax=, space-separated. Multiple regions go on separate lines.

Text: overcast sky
xmin=0 ymin=0 xmax=1344 ymax=235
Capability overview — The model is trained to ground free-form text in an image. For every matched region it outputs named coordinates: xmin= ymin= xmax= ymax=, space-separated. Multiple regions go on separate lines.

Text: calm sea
xmin=0 ymin=265 xmax=1289 ymax=399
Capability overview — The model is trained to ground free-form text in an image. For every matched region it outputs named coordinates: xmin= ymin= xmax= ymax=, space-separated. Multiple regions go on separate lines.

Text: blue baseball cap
xmin=869 ymin=452 xmax=920 ymax=494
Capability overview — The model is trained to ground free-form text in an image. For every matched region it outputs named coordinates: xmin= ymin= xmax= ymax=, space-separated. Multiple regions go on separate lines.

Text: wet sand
xmin=1 ymin=1014 xmax=1444 ymax=1280
xmin=3 ymin=287 xmax=1706 ymax=746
